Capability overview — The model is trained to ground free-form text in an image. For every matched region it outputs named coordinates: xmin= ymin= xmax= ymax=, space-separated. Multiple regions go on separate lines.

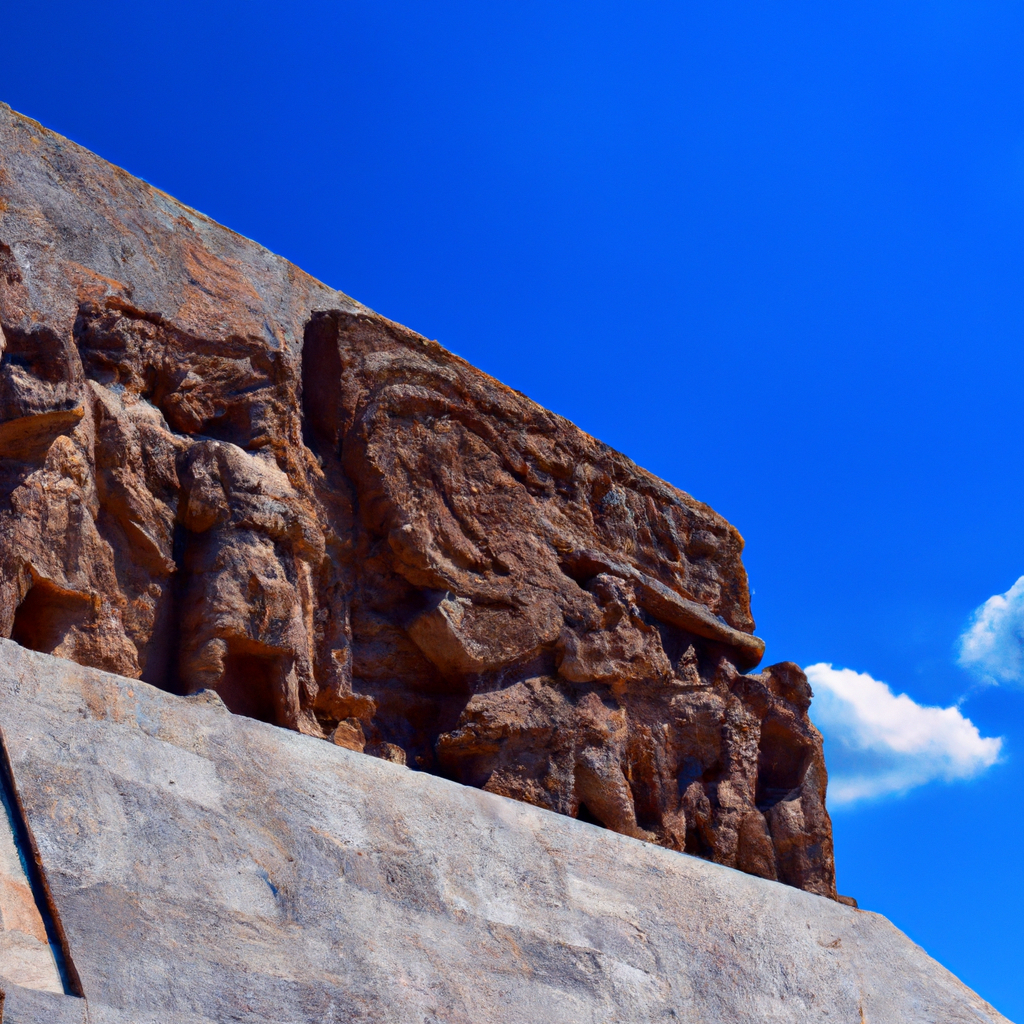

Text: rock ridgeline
xmin=0 ymin=102 xmax=835 ymax=898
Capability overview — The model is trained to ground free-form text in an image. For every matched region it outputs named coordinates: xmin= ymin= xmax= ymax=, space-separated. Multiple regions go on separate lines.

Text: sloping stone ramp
xmin=0 ymin=639 xmax=1009 ymax=1023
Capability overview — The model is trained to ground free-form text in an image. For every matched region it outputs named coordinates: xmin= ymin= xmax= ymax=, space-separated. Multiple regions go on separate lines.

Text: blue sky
xmin=6 ymin=1 xmax=1024 ymax=1015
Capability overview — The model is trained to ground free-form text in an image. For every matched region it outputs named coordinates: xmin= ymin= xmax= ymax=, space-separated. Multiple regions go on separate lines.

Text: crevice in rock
xmin=218 ymin=641 xmax=292 ymax=726
xmin=301 ymin=312 xmax=344 ymax=454
xmin=0 ymin=725 xmax=84 ymax=998
xmin=576 ymin=803 xmax=604 ymax=827
xmin=141 ymin=521 xmax=189 ymax=696
xmin=756 ymin=716 xmax=812 ymax=811
xmin=11 ymin=578 xmax=92 ymax=657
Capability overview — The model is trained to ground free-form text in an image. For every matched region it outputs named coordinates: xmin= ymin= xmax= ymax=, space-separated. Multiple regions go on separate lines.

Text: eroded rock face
xmin=0 ymin=102 xmax=836 ymax=897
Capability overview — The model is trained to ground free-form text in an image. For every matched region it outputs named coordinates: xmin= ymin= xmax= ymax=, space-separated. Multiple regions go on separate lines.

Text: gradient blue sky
xmin=6 ymin=2 xmax=1024 ymax=1015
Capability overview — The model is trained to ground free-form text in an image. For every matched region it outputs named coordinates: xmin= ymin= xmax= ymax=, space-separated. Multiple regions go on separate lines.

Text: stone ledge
xmin=0 ymin=639 xmax=1011 ymax=1024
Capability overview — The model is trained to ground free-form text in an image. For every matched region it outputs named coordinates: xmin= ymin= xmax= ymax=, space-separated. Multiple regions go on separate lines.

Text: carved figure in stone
xmin=0 ymin=103 xmax=838 ymax=897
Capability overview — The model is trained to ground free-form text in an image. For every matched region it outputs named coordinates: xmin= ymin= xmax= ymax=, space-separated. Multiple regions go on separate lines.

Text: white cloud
xmin=805 ymin=663 xmax=1003 ymax=805
xmin=958 ymin=576 xmax=1024 ymax=685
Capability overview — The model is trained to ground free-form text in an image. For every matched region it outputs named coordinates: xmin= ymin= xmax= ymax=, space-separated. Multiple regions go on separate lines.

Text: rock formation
xmin=0 ymin=640 xmax=1011 ymax=1024
xmin=0 ymin=102 xmax=835 ymax=898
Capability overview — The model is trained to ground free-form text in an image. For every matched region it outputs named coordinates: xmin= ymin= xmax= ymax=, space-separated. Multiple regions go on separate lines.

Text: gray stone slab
xmin=0 ymin=639 xmax=1011 ymax=1023
xmin=0 ymin=980 xmax=208 ymax=1024
xmin=0 ymin=980 xmax=87 ymax=1024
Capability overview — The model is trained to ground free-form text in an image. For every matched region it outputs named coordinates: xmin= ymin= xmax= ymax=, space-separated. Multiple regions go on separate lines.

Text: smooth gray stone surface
xmin=0 ymin=978 xmax=205 ymax=1024
xmin=0 ymin=639 xmax=1011 ymax=1024
xmin=0 ymin=981 xmax=87 ymax=1024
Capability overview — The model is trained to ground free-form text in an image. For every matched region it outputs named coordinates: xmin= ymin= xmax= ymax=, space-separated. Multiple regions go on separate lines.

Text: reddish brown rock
xmin=0 ymin=102 xmax=837 ymax=897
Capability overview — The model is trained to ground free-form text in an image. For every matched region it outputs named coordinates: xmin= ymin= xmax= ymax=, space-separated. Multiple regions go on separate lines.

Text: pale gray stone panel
xmin=0 ymin=981 xmax=86 ymax=1023
xmin=0 ymin=639 xmax=1011 ymax=1024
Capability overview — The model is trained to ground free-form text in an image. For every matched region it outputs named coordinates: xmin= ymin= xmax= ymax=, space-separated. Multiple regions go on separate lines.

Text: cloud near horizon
xmin=805 ymin=664 xmax=1002 ymax=805
xmin=958 ymin=575 xmax=1024 ymax=685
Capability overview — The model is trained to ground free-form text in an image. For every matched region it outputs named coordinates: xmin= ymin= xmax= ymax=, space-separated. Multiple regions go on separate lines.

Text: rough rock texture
xmin=1 ymin=102 xmax=833 ymax=895
xmin=0 ymin=641 xmax=1012 ymax=1024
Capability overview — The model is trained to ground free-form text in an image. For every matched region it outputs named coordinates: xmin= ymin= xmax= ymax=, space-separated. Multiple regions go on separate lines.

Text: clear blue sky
xmin=6 ymin=2 xmax=1024 ymax=1016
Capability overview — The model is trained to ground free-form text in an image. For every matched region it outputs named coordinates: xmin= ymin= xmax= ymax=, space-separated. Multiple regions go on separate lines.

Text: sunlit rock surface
xmin=0 ymin=102 xmax=838 ymax=893
xmin=0 ymin=640 xmax=1010 ymax=1024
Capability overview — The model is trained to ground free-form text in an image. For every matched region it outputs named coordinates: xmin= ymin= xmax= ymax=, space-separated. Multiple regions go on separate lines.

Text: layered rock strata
xmin=0 ymin=641 xmax=1011 ymax=1024
xmin=0 ymin=103 xmax=833 ymax=895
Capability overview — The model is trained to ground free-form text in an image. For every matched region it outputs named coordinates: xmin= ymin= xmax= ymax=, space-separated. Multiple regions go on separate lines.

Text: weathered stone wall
xmin=0 ymin=641 xmax=1011 ymax=1024
xmin=0 ymin=102 xmax=833 ymax=895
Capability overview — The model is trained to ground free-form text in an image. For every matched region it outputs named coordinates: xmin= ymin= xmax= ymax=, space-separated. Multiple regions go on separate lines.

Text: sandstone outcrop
xmin=0 ymin=102 xmax=834 ymax=896
xmin=0 ymin=640 xmax=1011 ymax=1024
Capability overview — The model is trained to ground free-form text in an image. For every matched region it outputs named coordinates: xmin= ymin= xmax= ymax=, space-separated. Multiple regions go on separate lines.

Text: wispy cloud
xmin=958 ymin=576 xmax=1024 ymax=685
xmin=806 ymin=663 xmax=1003 ymax=805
